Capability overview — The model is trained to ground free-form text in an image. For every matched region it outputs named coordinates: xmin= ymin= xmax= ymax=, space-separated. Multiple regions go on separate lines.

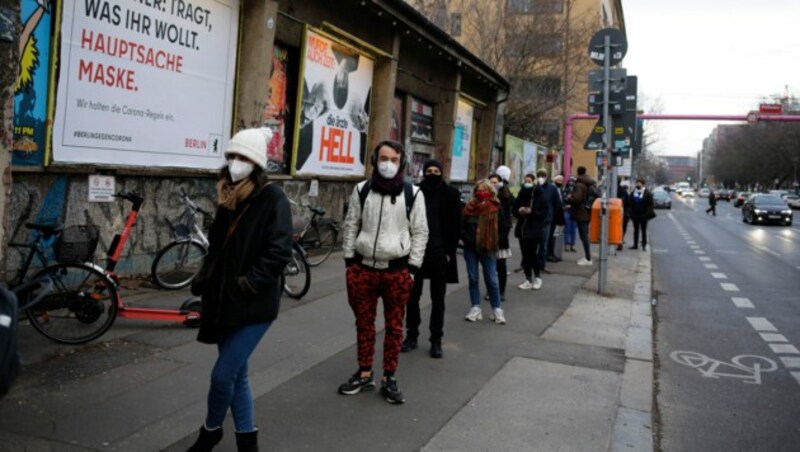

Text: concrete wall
xmin=0 ymin=0 xmax=19 ymax=276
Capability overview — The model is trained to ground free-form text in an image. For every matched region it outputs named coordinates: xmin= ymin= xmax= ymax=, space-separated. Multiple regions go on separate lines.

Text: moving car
xmin=681 ymin=189 xmax=696 ymax=199
xmin=698 ymin=188 xmax=710 ymax=198
xmin=716 ymin=189 xmax=733 ymax=201
xmin=782 ymin=193 xmax=800 ymax=209
xmin=741 ymin=194 xmax=793 ymax=226
xmin=653 ymin=190 xmax=671 ymax=209
xmin=733 ymin=192 xmax=752 ymax=208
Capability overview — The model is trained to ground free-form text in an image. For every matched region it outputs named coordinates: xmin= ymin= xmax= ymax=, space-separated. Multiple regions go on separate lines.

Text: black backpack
xmin=0 ymin=284 xmax=20 ymax=398
xmin=583 ymin=184 xmax=602 ymax=211
xmin=357 ymin=180 xmax=418 ymax=220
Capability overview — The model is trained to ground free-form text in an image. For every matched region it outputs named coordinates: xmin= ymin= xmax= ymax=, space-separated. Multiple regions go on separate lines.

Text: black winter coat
xmin=497 ymin=190 xmax=514 ymax=250
xmin=513 ymin=185 xmax=551 ymax=238
xmin=417 ymin=182 xmax=462 ymax=283
xmin=194 ymin=183 xmax=293 ymax=344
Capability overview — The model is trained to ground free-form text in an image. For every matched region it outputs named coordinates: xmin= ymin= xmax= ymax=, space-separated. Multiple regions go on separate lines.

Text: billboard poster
xmin=293 ymin=28 xmax=373 ymax=177
xmin=52 ymin=0 xmax=240 ymax=169
xmin=262 ymin=43 xmax=292 ymax=174
xmin=410 ymin=97 xmax=433 ymax=142
xmin=523 ymin=141 xmax=538 ymax=175
xmin=13 ymin=0 xmax=52 ymax=166
xmin=450 ymin=98 xmax=473 ymax=182
xmin=505 ymin=134 xmax=524 ymax=195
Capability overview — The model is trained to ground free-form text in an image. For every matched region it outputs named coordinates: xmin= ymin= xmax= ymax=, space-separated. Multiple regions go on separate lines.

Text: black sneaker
xmin=380 ymin=377 xmax=405 ymax=404
xmin=401 ymin=337 xmax=418 ymax=353
xmin=338 ymin=371 xmax=375 ymax=395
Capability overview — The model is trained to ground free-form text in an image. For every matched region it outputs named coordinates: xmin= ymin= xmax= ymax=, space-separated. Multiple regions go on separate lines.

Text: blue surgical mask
xmin=523 ymin=183 xmax=533 ymax=189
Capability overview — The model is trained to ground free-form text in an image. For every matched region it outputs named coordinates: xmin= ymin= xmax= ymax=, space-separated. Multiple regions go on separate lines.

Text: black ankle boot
xmin=430 ymin=340 xmax=443 ymax=359
xmin=236 ymin=430 xmax=259 ymax=452
xmin=187 ymin=425 xmax=223 ymax=452
xmin=401 ymin=337 xmax=418 ymax=353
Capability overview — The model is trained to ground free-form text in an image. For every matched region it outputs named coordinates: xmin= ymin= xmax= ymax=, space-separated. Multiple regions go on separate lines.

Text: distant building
xmin=664 ymin=156 xmax=697 ymax=184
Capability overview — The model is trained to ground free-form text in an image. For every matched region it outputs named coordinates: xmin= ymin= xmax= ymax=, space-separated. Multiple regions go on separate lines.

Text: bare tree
xmin=406 ymin=0 xmax=598 ymax=146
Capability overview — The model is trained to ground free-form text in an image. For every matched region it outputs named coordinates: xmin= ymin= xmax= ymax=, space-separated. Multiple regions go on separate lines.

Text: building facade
xmin=2 ymin=0 xmax=508 ymax=277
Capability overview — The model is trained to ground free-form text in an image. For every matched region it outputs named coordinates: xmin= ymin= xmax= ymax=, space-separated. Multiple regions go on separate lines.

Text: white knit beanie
xmin=225 ymin=128 xmax=272 ymax=170
xmin=496 ymin=165 xmax=512 ymax=183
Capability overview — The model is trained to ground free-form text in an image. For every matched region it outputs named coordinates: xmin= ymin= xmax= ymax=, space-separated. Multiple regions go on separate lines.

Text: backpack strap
xmin=359 ymin=180 xmax=418 ymax=221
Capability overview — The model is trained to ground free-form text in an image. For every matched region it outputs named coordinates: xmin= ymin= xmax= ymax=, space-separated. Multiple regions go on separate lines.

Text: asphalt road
xmin=652 ymin=193 xmax=800 ymax=451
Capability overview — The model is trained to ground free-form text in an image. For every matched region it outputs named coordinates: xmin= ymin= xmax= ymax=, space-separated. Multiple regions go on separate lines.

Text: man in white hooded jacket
xmin=338 ymin=140 xmax=428 ymax=405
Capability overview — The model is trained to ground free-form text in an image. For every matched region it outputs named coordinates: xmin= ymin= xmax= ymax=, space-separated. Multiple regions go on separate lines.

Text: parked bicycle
xmin=282 ymin=241 xmax=311 ymax=299
xmin=151 ymin=188 xmax=211 ymax=290
xmin=290 ymin=200 xmax=340 ymax=267
xmin=7 ymin=222 xmax=119 ymax=344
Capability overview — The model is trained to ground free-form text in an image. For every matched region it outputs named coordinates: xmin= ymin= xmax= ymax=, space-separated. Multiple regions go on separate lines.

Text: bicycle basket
xmin=54 ymin=225 xmax=100 ymax=263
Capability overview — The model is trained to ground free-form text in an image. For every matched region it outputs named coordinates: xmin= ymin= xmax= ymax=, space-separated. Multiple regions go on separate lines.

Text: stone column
xmin=433 ymin=70 xmax=460 ymax=180
xmin=235 ymin=0 xmax=279 ymax=130
xmin=366 ymin=30 xmax=400 ymax=173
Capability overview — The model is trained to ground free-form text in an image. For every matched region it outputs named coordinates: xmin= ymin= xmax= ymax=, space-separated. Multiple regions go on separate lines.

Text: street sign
xmin=588 ymin=28 xmax=627 ymax=67
xmin=747 ymin=111 xmax=758 ymax=125
xmin=584 ymin=119 xmax=605 ymax=150
xmin=588 ymin=68 xmax=627 ymax=92
xmin=759 ymin=103 xmax=783 ymax=114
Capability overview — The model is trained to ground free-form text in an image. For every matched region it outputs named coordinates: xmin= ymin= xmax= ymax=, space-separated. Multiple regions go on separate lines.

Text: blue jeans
xmin=463 ymin=247 xmax=501 ymax=309
xmin=206 ymin=322 xmax=271 ymax=432
xmin=564 ymin=211 xmax=577 ymax=246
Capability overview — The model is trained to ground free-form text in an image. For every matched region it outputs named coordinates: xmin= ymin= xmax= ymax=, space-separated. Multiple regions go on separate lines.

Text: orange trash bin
xmin=590 ymin=198 xmax=623 ymax=245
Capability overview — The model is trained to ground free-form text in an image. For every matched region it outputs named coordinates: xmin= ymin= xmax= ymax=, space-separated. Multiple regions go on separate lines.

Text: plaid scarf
xmin=463 ymin=198 xmax=500 ymax=253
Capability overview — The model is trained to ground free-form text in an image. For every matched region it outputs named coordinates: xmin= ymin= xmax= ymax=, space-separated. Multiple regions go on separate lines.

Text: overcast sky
xmin=622 ymin=0 xmax=800 ymax=156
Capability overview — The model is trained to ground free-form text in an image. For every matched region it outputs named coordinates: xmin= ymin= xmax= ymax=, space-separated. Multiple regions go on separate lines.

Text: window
xmin=450 ymin=13 xmax=462 ymax=37
xmin=507 ymin=0 xmax=564 ymax=14
xmin=512 ymin=77 xmax=562 ymax=99
xmin=410 ymin=97 xmax=434 ymax=142
xmin=535 ymin=121 xmax=561 ymax=145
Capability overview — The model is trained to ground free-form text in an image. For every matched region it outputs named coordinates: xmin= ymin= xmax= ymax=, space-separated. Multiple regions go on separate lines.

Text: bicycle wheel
xmin=25 ymin=263 xmax=119 ymax=344
xmin=283 ymin=245 xmax=310 ymax=299
xmin=303 ymin=223 xmax=338 ymax=267
xmin=151 ymin=240 xmax=207 ymax=290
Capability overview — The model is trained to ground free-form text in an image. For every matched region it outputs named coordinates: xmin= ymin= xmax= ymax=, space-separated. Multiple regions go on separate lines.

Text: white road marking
xmin=753 ymin=245 xmax=781 ymax=258
xmin=779 ymin=357 xmax=800 ymax=368
xmin=760 ymin=333 xmax=787 ymax=342
xmin=716 ymin=250 xmax=737 ymax=254
xmin=711 ymin=272 xmax=728 ymax=279
xmin=777 ymin=236 xmax=792 ymax=243
xmin=746 ymin=317 xmax=778 ymax=332
xmin=720 ymin=283 xmax=739 ymax=291
xmin=791 ymin=372 xmax=800 ymax=386
xmin=694 ymin=250 xmax=705 ymax=254
xmin=698 ymin=256 xmax=711 ymax=261
xmin=704 ymin=263 xmax=719 ymax=269
xmin=690 ymin=245 xmax=700 ymax=249
xmin=768 ymin=344 xmax=800 ymax=354
xmin=669 ymin=351 xmax=777 ymax=385
xmin=687 ymin=241 xmax=696 ymax=245
xmin=732 ymin=297 xmax=755 ymax=308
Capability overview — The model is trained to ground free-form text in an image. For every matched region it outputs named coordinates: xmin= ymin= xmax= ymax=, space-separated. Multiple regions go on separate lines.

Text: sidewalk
xmin=0 ymin=244 xmax=653 ymax=452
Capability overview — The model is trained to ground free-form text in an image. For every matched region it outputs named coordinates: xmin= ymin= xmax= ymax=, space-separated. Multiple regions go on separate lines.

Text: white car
xmin=681 ymin=189 xmax=696 ymax=198
xmin=782 ymin=193 xmax=800 ymax=209
xmin=698 ymin=188 xmax=710 ymax=198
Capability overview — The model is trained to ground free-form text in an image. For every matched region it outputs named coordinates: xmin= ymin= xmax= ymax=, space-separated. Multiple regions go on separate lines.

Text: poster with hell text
xmin=52 ymin=0 xmax=240 ymax=169
xmin=293 ymin=28 xmax=373 ymax=178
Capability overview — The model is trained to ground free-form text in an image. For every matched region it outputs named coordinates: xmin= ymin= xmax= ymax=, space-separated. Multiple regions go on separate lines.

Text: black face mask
xmin=423 ymin=174 xmax=443 ymax=187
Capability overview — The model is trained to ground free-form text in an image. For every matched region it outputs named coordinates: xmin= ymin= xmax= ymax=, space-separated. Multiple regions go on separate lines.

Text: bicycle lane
xmin=653 ymin=210 xmax=800 ymax=452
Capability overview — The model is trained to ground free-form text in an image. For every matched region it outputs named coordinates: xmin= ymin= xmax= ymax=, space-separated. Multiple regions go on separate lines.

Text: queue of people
xmin=187 ymin=131 xmax=628 ymax=451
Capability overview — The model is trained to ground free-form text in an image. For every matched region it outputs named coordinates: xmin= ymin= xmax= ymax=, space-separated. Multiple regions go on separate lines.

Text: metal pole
xmin=599 ymin=35 xmax=611 ymax=295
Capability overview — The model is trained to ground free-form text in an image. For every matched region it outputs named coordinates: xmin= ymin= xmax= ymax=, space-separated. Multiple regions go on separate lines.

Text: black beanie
xmin=423 ymin=159 xmax=443 ymax=173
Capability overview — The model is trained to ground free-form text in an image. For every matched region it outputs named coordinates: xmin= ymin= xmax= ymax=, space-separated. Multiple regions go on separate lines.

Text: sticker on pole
xmin=588 ymin=28 xmax=627 ymax=67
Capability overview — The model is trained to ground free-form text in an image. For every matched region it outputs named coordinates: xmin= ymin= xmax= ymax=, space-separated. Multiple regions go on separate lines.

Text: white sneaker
xmin=518 ymin=280 xmax=534 ymax=290
xmin=533 ymin=277 xmax=543 ymax=290
xmin=465 ymin=306 xmax=483 ymax=322
xmin=491 ymin=308 xmax=506 ymax=325
xmin=577 ymin=258 xmax=593 ymax=266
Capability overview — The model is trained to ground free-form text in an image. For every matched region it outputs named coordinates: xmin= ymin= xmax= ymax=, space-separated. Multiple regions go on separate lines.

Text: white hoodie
xmin=342 ymin=180 xmax=428 ymax=269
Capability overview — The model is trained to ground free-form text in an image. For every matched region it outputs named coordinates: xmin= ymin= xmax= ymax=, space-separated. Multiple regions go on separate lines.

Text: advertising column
xmin=450 ymin=98 xmax=473 ymax=181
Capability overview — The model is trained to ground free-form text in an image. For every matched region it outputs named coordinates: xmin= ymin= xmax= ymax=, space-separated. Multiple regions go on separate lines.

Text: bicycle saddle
xmin=310 ymin=206 xmax=326 ymax=216
xmin=25 ymin=223 xmax=65 ymax=238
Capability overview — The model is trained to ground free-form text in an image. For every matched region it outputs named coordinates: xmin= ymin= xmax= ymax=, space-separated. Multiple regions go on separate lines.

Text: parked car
xmin=741 ymin=194 xmax=793 ymax=226
xmin=733 ymin=192 xmax=752 ymax=208
xmin=782 ymin=193 xmax=800 ymax=209
xmin=716 ymin=189 xmax=733 ymax=201
xmin=653 ymin=190 xmax=671 ymax=209
xmin=681 ymin=189 xmax=696 ymax=199
xmin=698 ymin=188 xmax=710 ymax=198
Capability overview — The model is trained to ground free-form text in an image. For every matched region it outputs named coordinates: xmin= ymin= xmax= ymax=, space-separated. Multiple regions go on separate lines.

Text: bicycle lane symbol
xmin=670 ymin=351 xmax=778 ymax=385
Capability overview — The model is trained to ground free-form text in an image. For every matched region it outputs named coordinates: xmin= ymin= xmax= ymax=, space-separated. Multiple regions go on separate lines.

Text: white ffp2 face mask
xmin=378 ymin=161 xmax=399 ymax=179
xmin=537 ymin=177 xmax=546 ymax=185
xmin=228 ymin=159 xmax=254 ymax=183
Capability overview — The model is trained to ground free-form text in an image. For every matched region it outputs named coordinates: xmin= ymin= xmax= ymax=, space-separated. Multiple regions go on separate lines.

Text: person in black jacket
xmin=627 ymin=178 xmax=656 ymax=251
xmin=189 ymin=128 xmax=293 ymax=452
xmin=488 ymin=167 xmax=514 ymax=301
xmin=513 ymin=171 xmax=555 ymax=290
xmin=402 ymin=159 xmax=461 ymax=358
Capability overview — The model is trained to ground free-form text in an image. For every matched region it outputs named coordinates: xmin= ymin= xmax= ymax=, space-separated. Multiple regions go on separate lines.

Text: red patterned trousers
xmin=345 ymin=264 xmax=412 ymax=373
